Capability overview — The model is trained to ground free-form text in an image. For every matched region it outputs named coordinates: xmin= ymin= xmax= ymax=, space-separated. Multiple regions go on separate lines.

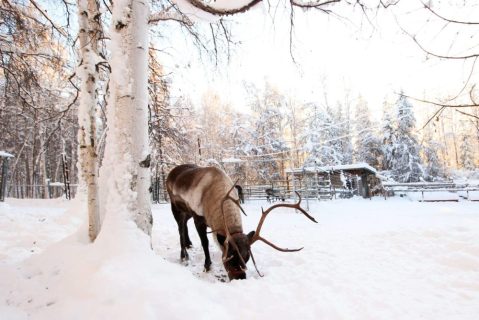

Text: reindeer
xmin=234 ymin=184 xmax=244 ymax=204
xmin=265 ymin=188 xmax=285 ymax=203
xmin=166 ymin=164 xmax=317 ymax=280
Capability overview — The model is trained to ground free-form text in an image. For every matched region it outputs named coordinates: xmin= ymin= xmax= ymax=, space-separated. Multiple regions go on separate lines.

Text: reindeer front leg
xmin=193 ymin=215 xmax=212 ymax=271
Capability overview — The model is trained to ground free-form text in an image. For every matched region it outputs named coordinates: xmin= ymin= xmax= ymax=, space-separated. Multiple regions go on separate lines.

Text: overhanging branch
xmin=184 ymin=0 xmax=263 ymax=16
xmin=422 ymin=2 xmax=479 ymax=25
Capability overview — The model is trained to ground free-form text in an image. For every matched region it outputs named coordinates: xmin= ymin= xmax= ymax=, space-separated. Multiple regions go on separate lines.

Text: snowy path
xmin=1 ymin=197 xmax=478 ymax=319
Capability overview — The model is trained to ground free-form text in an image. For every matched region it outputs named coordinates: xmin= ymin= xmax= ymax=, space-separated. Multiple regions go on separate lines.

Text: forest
xmin=1 ymin=0 xmax=478 ymax=199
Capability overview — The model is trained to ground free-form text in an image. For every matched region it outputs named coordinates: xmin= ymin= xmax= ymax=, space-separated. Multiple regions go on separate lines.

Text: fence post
xmin=0 ymin=158 xmax=9 ymax=201
xmin=61 ymin=154 xmax=71 ymax=200
xmin=47 ymin=179 xmax=52 ymax=199
xmin=292 ymin=173 xmax=297 ymax=202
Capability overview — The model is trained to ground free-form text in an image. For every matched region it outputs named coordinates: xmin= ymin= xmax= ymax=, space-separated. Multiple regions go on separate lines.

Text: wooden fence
xmin=382 ymin=182 xmax=479 ymax=202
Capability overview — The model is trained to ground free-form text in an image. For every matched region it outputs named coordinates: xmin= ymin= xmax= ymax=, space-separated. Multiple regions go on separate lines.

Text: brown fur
xmin=166 ymin=164 xmax=249 ymax=280
xmin=166 ymin=164 xmax=243 ymax=235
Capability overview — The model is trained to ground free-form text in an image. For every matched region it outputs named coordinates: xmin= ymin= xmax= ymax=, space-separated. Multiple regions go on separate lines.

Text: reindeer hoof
xmin=204 ymin=261 xmax=211 ymax=272
xmin=180 ymin=250 xmax=189 ymax=262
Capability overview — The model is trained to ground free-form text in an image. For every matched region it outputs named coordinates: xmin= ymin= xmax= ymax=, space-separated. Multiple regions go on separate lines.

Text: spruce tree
xmin=302 ymin=103 xmax=343 ymax=167
xmin=354 ymin=97 xmax=381 ymax=168
xmin=336 ymin=102 xmax=354 ymax=164
xmin=380 ymin=101 xmax=396 ymax=172
xmin=460 ymin=134 xmax=476 ymax=170
xmin=422 ymin=127 xmax=445 ymax=181
xmin=390 ymin=94 xmax=425 ymax=182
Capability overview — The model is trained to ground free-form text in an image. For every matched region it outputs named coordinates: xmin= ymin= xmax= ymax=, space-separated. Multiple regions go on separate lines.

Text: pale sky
xmin=161 ymin=0 xmax=478 ymax=120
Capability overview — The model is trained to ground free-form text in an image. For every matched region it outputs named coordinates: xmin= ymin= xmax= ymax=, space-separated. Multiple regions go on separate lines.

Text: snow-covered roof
xmin=49 ymin=182 xmax=66 ymax=187
xmin=0 ymin=151 xmax=14 ymax=158
xmin=221 ymin=158 xmax=244 ymax=163
xmin=286 ymin=163 xmax=377 ymax=174
xmin=375 ymin=173 xmax=389 ymax=181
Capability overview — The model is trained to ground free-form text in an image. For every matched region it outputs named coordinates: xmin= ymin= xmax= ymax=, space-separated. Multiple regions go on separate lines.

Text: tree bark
xmin=102 ymin=0 xmax=152 ymax=236
xmin=77 ymin=0 xmax=102 ymax=241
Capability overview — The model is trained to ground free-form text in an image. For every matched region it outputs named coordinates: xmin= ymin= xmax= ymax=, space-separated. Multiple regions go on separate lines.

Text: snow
xmin=0 ymin=151 xmax=14 ymax=158
xmin=172 ymin=0 xmax=262 ymax=23
xmin=1 ymin=197 xmax=479 ymax=319
xmin=221 ymin=158 xmax=244 ymax=163
xmin=458 ymin=191 xmax=479 ymax=201
xmin=405 ymin=191 xmax=460 ymax=202
xmin=48 ymin=182 xmax=67 ymax=187
xmin=287 ymin=162 xmax=377 ymax=174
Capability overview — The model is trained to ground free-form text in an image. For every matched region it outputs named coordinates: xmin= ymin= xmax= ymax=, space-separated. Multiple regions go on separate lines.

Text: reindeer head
xmin=220 ymin=185 xmax=317 ymax=280
xmin=217 ymin=232 xmax=252 ymax=280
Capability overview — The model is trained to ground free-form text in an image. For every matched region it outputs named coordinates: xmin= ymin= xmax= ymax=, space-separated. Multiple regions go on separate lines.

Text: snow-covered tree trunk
xmin=102 ymin=0 xmax=152 ymax=236
xmin=77 ymin=0 xmax=102 ymax=241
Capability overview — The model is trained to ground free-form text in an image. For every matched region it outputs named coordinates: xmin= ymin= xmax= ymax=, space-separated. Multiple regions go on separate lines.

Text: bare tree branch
xmin=455 ymin=109 xmax=479 ymax=121
xmin=409 ymin=32 xmax=479 ymax=60
xmin=448 ymin=56 xmax=478 ymax=102
xmin=422 ymin=2 xmax=479 ymax=25
xmin=421 ymin=106 xmax=445 ymax=130
xmin=149 ymin=7 xmax=193 ymax=25
xmin=379 ymin=0 xmax=399 ymax=9
xmin=401 ymin=93 xmax=479 ymax=109
xmin=396 ymin=21 xmax=479 ymax=60
xmin=29 ymin=0 xmax=68 ymax=36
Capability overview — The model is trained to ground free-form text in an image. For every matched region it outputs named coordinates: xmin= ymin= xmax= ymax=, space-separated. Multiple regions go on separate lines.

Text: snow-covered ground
xmin=1 ymin=197 xmax=478 ymax=319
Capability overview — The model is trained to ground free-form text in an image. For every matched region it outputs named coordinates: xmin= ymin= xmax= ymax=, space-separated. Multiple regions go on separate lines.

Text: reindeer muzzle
xmin=227 ymin=268 xmax=246 ymax=280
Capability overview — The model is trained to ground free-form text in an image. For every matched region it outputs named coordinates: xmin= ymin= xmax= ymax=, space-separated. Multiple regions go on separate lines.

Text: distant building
xmin=286 ymin=163 xmax=384 ymax=199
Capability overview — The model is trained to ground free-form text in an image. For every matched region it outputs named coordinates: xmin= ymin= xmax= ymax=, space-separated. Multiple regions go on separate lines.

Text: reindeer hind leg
xmin=184 ymin=219 xmax=193 ymax=248
xmin=171 ymin=203 xmax=189 ymax=261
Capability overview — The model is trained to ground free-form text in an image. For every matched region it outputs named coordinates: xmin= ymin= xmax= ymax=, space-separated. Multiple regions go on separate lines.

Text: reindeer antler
xmin=250 ymin=191 xmax=317 ymax=252
xmin=220 ymin=181 xmax=248 ymax=269
xmin=223 ymin=179 xmax=247 ymax=216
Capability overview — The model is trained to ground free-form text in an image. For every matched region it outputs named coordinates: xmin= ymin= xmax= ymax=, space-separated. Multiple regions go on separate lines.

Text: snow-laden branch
xmin=149 ymin=7 xmax=193 ymax=26
xmin=179 ymin=0 xmax=263 ymax=16
xmin=290 ymin=0 xmax=340 ymax=10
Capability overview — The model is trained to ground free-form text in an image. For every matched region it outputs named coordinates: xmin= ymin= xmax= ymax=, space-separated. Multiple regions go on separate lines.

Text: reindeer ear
xmin=247 ymin=231 xmax=255 ymax=244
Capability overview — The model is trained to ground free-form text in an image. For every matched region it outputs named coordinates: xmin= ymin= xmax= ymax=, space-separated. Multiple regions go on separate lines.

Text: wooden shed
xmin=286 ymin=163 xmax=383 ymax=199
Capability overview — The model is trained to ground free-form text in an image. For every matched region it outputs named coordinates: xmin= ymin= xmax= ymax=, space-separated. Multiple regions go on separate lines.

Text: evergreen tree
xmin=380 ymin=100 xmax=396 ymax=171
xmin=390 ymin=94 xmax=425 ymax=182
xmin=302 ymin=102 xmax=343 ymax=167
xmin=248 ymin=82 xmax=289 ymax=182
xmin=354 ymin=97 xmax=381 ymax=168
xmin=336 ymin=102 xmax=354 ymax=164
xmin=422 ymin=127 xmax=445 ymax=181
xmin=460 ymin=134 xmax=476 ymax=170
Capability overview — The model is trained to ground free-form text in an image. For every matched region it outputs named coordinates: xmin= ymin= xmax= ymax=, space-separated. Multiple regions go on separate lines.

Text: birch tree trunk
xmin=77 ymin=0 xmax=102 ymax=241
xmin=101 ymin=0 xmax=152 ymax=236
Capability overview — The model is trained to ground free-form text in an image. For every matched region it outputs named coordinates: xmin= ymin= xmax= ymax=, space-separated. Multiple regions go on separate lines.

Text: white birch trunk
xmin=102 ymin=0 xmax=152 ymax=236
xmin=77 ymin=0 xmax=102 ymax=241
